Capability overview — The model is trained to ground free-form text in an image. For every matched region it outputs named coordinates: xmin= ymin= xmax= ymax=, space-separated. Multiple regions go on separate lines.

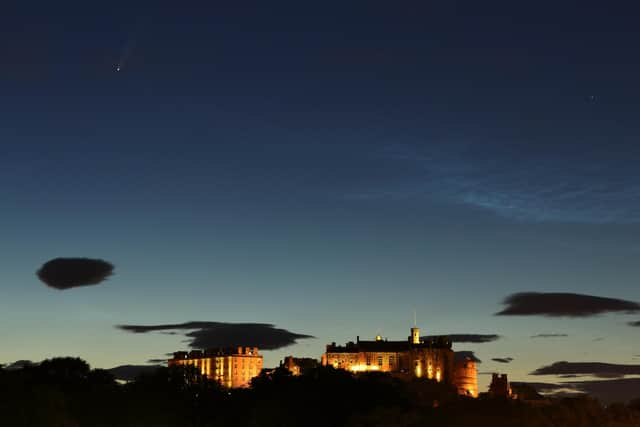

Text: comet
xmin=114 ymin=16 xmax=150 ymax=74
xmin=115 ymin=38 xmax=137 ymax=73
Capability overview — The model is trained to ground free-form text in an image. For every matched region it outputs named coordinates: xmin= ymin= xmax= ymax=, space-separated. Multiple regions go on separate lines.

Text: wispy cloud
xmin=354 ymin=143 xmax=640 ymax=224
xmin=516 ymin=378 xmax=640 ymax=404
xmin=1 ymin=360 xmax=37 ymax=370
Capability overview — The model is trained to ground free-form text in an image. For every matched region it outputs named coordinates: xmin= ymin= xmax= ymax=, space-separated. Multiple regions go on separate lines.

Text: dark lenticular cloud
xmin=629 ymin=320 xmax=640 ymax=327
xmin=37 ymin=258 xmax=114 ymax=290
xmin=531 ymin=333 xmax=569 ymax=338
xmin=530 ymin=361 xmax=640 ymax=378
xmin=117 ymin=321 xmax=314 ymax=351
xmin=491 ymin=357 xmax=514 ymax=364
xmin=496 ymin=292 xmax=640 ymax=317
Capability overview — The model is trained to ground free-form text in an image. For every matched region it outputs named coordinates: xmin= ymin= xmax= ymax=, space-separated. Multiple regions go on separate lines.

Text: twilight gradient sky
xmin=2 ymin=1 xmax=640 ymax=392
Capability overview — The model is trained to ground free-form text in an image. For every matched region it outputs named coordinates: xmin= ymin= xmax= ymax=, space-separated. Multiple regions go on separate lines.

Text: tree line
xmin=1 ymin=357 xmax=640 ymax=427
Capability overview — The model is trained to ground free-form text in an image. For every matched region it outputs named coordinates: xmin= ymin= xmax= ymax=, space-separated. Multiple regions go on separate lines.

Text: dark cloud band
xmin=496 ymin=292 xmax=640 ymax=317
xmin=117 ymin=321 xmax=314 ymax=351
xmin=491 ymin=357 xmax=513 ymax=364
xmin=530 ymin=361 xmax=640 ymax=378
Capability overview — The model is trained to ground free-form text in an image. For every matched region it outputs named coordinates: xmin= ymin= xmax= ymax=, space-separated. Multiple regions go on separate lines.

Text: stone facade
xmin=168 ymin=346 xmax=263 ymax=388
xmin=453 ymin=353 xmax=478 ymax=397
xmin=322 ymin=327 xmax=476 ymax=397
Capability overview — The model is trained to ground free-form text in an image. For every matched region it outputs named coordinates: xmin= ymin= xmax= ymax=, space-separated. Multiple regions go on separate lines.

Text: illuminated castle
xmin=321 ymin=326 xmax=478 ymax=397
xmin=168 ymin=347 xmax=263 ymax=388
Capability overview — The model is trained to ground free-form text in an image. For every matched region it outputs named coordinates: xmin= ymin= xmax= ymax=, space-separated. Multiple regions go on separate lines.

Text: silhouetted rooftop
xmin=327 ymin=336 xmax=452 ymax=353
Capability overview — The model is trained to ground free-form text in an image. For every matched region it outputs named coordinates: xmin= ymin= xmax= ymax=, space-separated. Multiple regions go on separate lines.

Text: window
xmin=377 ymin=356 xmax=383 ymax=367
xmin=366 ymin=355 xmax=371 ymax=365
xmin=389 ymin=356 xmax=395 ymax=367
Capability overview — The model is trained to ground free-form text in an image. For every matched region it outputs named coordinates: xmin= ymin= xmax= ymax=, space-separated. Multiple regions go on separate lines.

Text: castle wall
xmin=404 ymin=348 xmax=453 ymax=383
xmin=323 ymin=347 xmax=454 ymax=384
xmin=325 ymin=351 xmax=402 ymax=372
xmin=453 ymin=358 xmax=478 ymax=397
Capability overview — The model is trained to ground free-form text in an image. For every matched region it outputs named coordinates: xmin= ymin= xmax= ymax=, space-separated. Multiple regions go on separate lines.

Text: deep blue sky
xmin=2 ymin=1 xmax=640 ymax=391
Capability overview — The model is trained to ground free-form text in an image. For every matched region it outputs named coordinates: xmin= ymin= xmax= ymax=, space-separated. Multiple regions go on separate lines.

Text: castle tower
xmin=410 ymin=326 xmax=420 ymax=344
xmin=453 ymin=354 xmax=478 ymax=397
xmin=489 ymin=373 xmax=512 ymax=398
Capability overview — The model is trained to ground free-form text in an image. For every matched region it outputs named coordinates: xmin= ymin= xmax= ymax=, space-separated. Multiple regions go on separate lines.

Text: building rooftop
xmin=326 ymin=335 xmax=452 ymax=353
xmin=170 ymin=346 xmax=260 ymax=360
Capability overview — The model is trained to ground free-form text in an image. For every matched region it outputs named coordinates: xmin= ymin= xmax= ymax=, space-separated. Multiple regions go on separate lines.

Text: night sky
xmin=2 ymin=1 xmax=640 ymax=396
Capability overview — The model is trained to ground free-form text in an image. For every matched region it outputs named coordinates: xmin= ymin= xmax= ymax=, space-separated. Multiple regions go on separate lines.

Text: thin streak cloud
xmin=491 ymin=357 xmax=514 ymax=364
xmin=424 ymin=334 xmax=500 ymax=343
xmin=531 ymin=334 xmax=569 ymax=339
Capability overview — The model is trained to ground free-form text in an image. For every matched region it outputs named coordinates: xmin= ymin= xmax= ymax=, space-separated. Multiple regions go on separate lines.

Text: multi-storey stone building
xmin=168 ymin=347 xmax=263 ymax=388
